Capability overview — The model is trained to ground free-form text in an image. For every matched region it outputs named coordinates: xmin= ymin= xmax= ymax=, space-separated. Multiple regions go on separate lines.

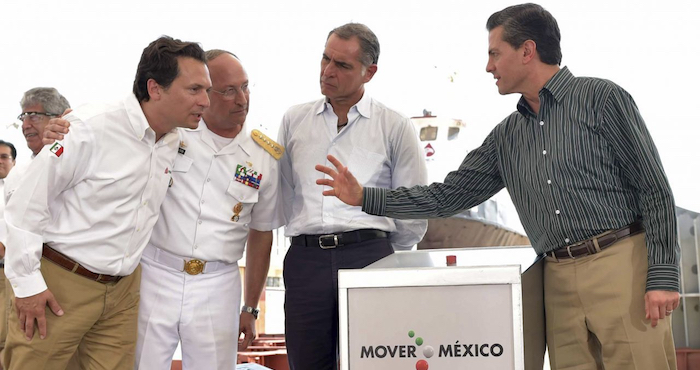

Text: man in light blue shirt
xmin=277 ymin=23 xmax=427 ymax=370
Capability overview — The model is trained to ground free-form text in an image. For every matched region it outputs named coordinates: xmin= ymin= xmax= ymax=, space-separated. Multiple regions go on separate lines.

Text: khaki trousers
xmin=0 ymin=268 xmax=9 ymax=369
xmin=544 ymin=232 xmax=677 ymax=370
xmin=2 ymin=257 xmax=140 ymax=370
xmin=0 ymin=268 xmax=8 ymax=351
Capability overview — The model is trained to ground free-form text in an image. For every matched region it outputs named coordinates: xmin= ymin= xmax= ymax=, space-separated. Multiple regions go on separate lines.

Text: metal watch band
xmin=241 ymin=305 xmax=259 ymax=319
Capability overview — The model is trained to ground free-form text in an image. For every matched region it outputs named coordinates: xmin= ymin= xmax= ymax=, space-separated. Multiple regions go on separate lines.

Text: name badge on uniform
xmin=234 ymin=164 xmax=262 ymax=190
xmin=179 ymin=141 xmax=187 ymax=155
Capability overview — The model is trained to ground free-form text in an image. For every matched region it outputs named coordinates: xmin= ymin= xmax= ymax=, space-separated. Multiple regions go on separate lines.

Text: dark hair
xmin=486 ymin=3 xmax=562 ymax=65
xmin=133 ymin=36 xmax=206 ymax=102
xmin=205 ymin=49 xmax=239 ymax=62
xmin=0 ymin=140 xmax=17 ymax=160
xmin=328 ymin=23 xmax=380 ymax=66
xmin=20 ymin=87 xmax=70 ymax=115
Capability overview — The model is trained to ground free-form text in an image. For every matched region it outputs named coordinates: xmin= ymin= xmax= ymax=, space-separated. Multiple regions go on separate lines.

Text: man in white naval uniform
xmin=134 ymin=50 xmax=284 ymax=369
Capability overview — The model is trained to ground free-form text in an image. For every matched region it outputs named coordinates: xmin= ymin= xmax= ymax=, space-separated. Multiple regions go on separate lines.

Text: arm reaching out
xmin=315 ymin=155 xmax=364 ymax=207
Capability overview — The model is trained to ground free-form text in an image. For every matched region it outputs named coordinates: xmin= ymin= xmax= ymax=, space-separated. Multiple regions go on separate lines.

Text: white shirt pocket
xmin=347 ymin=147 xmax=386 ymax=186
xmin=172 ymin=155 xmax=193 ymax=173
xmin=226 ymin=181 xmax=260 ymax=224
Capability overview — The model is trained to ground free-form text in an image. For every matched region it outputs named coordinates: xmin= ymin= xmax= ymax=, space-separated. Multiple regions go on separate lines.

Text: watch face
xmin=243 ymin=306 xmax=259 ymax=318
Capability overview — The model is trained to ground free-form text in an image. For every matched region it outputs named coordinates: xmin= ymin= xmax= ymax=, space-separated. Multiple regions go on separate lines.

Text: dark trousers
xmin=284 ymin=237 xmax=393 ymax=370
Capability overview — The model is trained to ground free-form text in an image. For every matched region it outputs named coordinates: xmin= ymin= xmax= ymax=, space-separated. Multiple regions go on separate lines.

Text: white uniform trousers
xmin=134 ymin=245 xmax=242 ymax=370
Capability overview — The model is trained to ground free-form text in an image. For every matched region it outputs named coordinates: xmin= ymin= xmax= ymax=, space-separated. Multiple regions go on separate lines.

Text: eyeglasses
xmin=209 ymin=84 xmax=249 ymax=101
xmin=17 ymin=111 xmax=58 ymax=123
xmin=0 ymin=154 xmax=13 ymax=161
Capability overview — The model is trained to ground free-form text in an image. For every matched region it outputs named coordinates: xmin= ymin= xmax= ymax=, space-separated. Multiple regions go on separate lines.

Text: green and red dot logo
xmin=359 ymin=329 xmax=504 ymax=367
xmin=408 ymin=330 xmax=433 ymax=370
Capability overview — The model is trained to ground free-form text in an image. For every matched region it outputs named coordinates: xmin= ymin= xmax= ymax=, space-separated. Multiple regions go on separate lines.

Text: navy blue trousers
xmin=283 ymin=237 xmax=393 ymax=370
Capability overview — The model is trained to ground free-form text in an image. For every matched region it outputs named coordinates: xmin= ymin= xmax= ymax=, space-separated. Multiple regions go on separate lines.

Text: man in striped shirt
xmin=316 ymin=4 xmax=679 ymax=370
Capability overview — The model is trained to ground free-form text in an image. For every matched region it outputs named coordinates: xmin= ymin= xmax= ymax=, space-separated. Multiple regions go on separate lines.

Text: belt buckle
xmin=566 ymin=245 xmax=576 ymax=259
xmin=319 ymin=234 xmax=339 ymax=249
xmin=184 ymin=259 xmax=206 ymax=275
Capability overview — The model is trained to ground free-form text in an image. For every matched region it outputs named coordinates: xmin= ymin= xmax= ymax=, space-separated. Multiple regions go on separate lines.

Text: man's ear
xmin=522 ymin=40 xmax=537 ymax=64
xmin=363 ymin=64 xmax=378 ymax=83
xmin=147 ymin=79 xmax=162 ymax=101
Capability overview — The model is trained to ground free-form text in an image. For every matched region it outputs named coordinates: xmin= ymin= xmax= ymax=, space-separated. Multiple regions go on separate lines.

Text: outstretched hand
xmin=315 ymin=155 xmax=364 ymax=206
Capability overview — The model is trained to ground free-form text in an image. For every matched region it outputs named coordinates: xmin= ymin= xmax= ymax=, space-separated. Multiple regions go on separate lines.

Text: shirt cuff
xmin=7 ymin=270 xmax=48 ymax=298
xmin=362 ymin=187 xmax=387 ymax=216
xmin=646 ymin=264 xmax=680 ymax=292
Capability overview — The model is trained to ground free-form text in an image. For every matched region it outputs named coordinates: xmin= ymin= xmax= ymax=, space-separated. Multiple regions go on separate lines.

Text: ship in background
xmin=411 ymin=110 xmax=530 ymax=249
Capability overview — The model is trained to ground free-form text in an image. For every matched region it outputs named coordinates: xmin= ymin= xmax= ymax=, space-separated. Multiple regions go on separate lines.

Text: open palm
xmin=315 ymin=155 xmax=363 ymax=206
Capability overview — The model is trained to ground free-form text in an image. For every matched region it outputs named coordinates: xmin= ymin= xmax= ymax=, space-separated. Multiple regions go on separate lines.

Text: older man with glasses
xmin=17 ymin=88 xmax=70 ymax=158
xmin=132 ymin=49 xmax=283 ymax=370
xmin=1 ymin=89 xmax=69 ymax=368
xmin=4 ymin=88 xmax=71 ymax=204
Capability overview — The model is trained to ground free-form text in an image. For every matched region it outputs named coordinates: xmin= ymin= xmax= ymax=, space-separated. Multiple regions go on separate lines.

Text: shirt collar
xmin=317 ymin=93 xmax=372 ymax=119
xmin=189 ymin=119 xmax=250 ymax=156
xmin=543 ymin=66 xmax=574 ymax=102
xmin=516 ymin=66 xmax=574 ymax=117
xmin=124 ymin=94 xmax=154 ymax=141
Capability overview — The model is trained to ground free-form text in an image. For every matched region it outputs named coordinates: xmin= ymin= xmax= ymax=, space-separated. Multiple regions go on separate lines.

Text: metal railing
xmin=675 ymin=207 xmax=700 ymax=349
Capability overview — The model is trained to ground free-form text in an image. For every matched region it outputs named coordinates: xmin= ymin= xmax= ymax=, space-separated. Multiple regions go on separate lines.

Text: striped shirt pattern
xmin=363 ymin=67 xmax=680 ymax=292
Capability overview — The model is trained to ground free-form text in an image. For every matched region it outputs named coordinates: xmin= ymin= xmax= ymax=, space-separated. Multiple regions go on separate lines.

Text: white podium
xmin=338 ymin=246 xmax=545 ymax=370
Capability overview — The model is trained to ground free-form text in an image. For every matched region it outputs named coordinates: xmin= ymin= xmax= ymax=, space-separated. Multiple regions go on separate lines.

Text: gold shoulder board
xmin=251 ymin=129 xmax=284 ymax=160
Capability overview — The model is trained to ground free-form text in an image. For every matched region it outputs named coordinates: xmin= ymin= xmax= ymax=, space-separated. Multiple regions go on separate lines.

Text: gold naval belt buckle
xmin=184 ymin=259 xmax=206 ymax=275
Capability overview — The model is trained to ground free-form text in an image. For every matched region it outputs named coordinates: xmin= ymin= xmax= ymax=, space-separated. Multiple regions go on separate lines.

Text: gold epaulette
xmin=251 ymin=129 xmax=284 ymax=160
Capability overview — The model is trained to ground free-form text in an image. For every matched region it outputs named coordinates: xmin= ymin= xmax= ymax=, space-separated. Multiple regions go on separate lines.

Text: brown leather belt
xmin=548 ymin=221 xmax=644 ymax=261
xmin=42 ymin=244 xmax=123 ymax=283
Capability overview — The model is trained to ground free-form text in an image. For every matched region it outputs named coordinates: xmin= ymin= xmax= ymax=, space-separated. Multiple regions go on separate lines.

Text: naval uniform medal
xmin=232 ymin=203 xmax=243 ymax=222
xmin=230 ymin=129 xmax=284 ymax=222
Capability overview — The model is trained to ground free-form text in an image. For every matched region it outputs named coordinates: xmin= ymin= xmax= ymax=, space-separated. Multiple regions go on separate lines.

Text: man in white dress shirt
xmin=0 ymin=140 xmax=16 ymax=256
xmin=0 ymin=140 xmax=16 ymax=367
xmin=0 ymin=141 xmax=16 ymax=257
xmin=277 ymin=23 xmax=427 ymax=370
xmin=134 ymin=50 xmax=284 ymax=370
xmin=2 ymin=36 xmax=211 ymax=369
xmin=1 ymin=88 xmax=71 ymax=369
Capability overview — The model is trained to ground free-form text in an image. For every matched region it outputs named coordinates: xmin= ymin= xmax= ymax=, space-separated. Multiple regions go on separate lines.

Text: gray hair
xmin=20 ymin=87 xmax=70 ymax=115
xmin=205 ymin=49 xmax=239 ymax=62
xmin=327 ymin=23 xmax=380 ymax=66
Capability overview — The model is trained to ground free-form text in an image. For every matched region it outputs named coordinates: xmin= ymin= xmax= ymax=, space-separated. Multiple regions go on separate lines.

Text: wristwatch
xmin=241 ymin=305 xmax=259 ymax=319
